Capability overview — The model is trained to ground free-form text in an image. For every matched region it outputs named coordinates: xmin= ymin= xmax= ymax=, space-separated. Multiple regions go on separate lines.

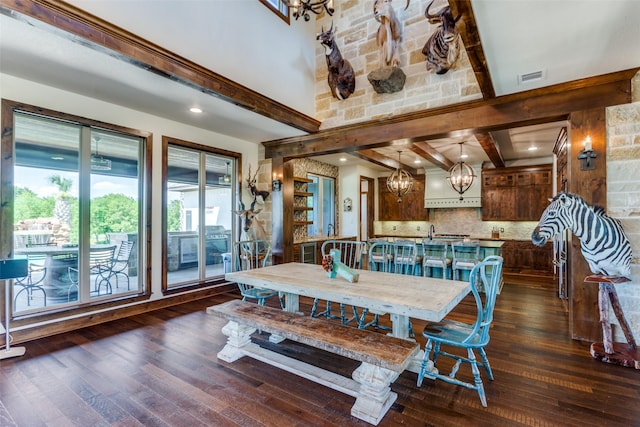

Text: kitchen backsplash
xmin=375 ymin=207 xmax=537 ymax=241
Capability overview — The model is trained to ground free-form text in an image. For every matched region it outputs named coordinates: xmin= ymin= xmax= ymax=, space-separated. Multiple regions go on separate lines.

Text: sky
xmin=15 ymin=166 xmax=139 ymax=200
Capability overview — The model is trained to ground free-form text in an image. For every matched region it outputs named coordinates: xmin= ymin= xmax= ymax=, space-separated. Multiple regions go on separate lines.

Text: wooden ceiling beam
xmin=408 ymin=142 xmax=454 ymax=171
xmin=353 ymin=149 xmax=419 ymax=175
xmin=451 ymin=0 xmax=496 ymax=99
xmin=1 ymin=0 xmax=321 ymax=134
xmin=474 ymin=132 xmax=505 ymax=168
xmin=264 ymin=69 xmax=637 ymax=159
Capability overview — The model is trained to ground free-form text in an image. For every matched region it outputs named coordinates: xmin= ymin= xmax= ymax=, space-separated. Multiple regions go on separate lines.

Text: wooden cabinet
xmin=378 ymin=175 xmax=428 ymax=221
xmin=481 ymin=165 xmax=552 ymax=221
xmin=553 ymin=127 xmax=568 ymax=193
xmin=501 ymin=239 xmax=554 ymax=276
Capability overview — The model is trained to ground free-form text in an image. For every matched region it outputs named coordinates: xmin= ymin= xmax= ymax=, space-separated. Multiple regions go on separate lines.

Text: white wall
xmin=65 ymin=0 xmax=317 ymax=116
xmin=339 ymin=164 xmax=383 ymax=240
xmin=0 ymin=73 xmax=260 ymax=305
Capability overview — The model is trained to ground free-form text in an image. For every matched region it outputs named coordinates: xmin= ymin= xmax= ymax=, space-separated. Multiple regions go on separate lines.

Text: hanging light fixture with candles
xmin=448 ymin=142 xmax=476 ymax=200
xmin=284 ymin=0 xmax=334 ymax=21
xmin=90 ymin=136 xmax=112 ymax=171
xmin=387 ymin=150 xmax=414 ymax=203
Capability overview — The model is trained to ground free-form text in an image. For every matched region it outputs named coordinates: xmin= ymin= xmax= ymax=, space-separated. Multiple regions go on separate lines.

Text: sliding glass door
xmin=10 ymin=107 xmax=146 ymax=314
xmin=164 ymin=142 xmax=236 ymax=290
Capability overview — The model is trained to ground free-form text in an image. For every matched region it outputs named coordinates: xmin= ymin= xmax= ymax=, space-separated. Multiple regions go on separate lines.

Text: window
xmin=307 ymin=174 xmax=335 ymax=236
xmin=259 ymin=0 xmax=290 ymax=23
xmin=3 ymin=100 xmax=150 ymax=316
xmin=162 ymin=137 xmax=239 ymax=292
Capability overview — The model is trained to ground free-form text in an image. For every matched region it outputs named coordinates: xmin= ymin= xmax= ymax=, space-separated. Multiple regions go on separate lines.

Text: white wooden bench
xmin=207 ymin=300 xmax=420 ymax=425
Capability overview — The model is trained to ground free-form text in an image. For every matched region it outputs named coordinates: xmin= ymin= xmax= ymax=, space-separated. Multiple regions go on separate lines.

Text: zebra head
xmin=531 ymin=192 xmax=575 ymax=246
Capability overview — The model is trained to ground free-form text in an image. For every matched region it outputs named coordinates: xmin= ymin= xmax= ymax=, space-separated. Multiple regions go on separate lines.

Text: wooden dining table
xmin=225 ymin=262 xmax=471 ymax=373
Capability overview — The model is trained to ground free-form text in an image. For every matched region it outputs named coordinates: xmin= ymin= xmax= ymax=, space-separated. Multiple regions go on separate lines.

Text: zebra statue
xmin=532 ymin=192 xmax=632 ymax=278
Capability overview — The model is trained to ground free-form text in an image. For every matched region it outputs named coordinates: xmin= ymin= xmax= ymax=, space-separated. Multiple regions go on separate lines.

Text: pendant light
xmin=386 ymin=150 xmax=414 ymax=203
xmin=448 ymin=142 xmax=476 ymax=200
xmin=90 ymin=136 xmax=112 ymax=171
xmin=220 ymin=161 xmax=231 ymax=185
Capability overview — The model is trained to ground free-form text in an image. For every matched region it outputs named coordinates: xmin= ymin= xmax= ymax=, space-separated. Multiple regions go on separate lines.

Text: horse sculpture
xmin=532 ymin=192 xmax=632 ymax=278
xmin=317 ymin=22 xmax=355 ymax=100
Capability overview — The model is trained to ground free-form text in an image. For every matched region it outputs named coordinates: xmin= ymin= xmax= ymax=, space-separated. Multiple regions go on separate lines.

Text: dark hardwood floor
xmin=2 ymin=277 xmax=640 ymax=426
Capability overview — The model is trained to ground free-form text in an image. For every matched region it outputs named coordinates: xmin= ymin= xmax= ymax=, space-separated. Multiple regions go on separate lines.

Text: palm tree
xmin=49 ymin=175 xmax=73 ymax=226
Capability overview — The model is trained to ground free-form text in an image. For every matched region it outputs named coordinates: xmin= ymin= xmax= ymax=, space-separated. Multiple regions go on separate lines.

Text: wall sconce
xmin=578 ymin=136 xmax=597 ymax=170
xmin=272 ymin=172 xmax=282 ymax=191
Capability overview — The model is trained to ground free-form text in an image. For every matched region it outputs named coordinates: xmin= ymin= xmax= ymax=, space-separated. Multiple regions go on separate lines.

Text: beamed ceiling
xmin=0 ymin=0 xmax=639 ymax=174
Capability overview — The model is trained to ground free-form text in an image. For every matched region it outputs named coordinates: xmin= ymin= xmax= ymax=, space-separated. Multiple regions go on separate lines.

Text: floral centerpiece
xmin=322 ymin=254 xmax=337 ymax=278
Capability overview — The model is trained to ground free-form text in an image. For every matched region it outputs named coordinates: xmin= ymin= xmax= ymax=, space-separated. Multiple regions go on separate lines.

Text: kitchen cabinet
xmin=501 ymin=240 xmax=554 ymax=276
xmin=481 ymin=165 xmax=552 ymax=221
xmin=378 ymin=175 xmax=428 ymax=221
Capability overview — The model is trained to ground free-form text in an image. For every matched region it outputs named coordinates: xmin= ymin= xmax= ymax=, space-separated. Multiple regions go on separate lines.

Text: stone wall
xmin=606 ymin=71 xmax=640 ymax=341
xmin=376 ymin=208 xmax=537 ymax=241
xmin=315 ymin=0 xmax=482 ymax=129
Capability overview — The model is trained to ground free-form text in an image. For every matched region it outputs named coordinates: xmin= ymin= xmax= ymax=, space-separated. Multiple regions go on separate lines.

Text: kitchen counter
xmin=295 ymin=235 xmax=357 ymax=244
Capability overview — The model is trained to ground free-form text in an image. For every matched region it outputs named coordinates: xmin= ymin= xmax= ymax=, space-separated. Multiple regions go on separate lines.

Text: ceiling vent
xmin=518 ymin=69 xmax=546 ymax=85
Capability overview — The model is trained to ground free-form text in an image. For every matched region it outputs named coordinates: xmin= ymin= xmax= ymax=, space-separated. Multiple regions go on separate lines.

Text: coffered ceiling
xmin=1 ymin=1 xmax=639 ymax=174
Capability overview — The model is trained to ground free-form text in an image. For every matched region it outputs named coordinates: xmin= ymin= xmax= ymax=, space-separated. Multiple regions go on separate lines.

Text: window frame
xmin=0 ymin=98 xmax=153 ymax=325
xmin=259 ymin=0 xmax=291 ymax=24
xmin=161 ymin=135 xmax=242 ymax=295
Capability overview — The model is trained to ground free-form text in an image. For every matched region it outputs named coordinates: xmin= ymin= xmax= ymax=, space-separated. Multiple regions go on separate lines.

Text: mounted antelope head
xmin=234 ymin=199 xmax=267 ymax=242
xmin=373 ymin=0 xmax=410 ymax=68
xmin=422 ymin=0 xmax=461 ymax=74
xmin=246 ymin=164 xmax=270 ymax=203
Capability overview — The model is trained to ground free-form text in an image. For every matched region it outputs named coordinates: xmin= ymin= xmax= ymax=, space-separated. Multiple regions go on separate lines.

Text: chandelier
xmin=386 ymin=151 xmax=414 ymax=203
xmin=448 ymin=142 xmax=476 ymax=200
xmin=285 ymin=0 xmax=334 ymax=21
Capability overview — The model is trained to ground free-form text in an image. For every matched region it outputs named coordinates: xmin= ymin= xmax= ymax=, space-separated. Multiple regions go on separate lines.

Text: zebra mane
xmin=557 ymin=192 xmax=608 ymax=216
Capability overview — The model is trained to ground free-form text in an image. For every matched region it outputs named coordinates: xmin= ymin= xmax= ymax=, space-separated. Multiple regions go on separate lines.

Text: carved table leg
xmin=217 ymin=320 xmax=257 ymax=362
xmin=351 ymin=362 xmax=400 ymax=425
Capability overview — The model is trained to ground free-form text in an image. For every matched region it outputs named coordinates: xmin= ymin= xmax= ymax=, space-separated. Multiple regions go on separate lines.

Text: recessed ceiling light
xmin=413 ymin=159 xmax=421 ymax=164
xmin=528 ymin=146 xmax=538 ymax=151
xmin=461 ymin=154 xmax=469 ymax=159
xmin=339 ymin=157 xmax=347 ymax=162
xmin=190 ymin=107 xmax=203 ymax=113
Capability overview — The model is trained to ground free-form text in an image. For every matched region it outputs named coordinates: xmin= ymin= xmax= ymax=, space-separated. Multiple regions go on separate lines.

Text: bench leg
xmin=218 ymin=320 xmax=257 ymax=362
xmin=351 ymin=362 xmax=399 ymax=425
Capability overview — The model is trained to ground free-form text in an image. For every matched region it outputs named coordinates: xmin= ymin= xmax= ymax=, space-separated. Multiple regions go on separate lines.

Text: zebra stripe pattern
xmin=531 ymin=192 xmax=632 ymax=278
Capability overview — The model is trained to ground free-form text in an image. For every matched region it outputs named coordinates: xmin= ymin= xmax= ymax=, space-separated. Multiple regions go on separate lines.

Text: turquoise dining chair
xmin=416 ymin=255 xmax=503 ymax=407
xmin=233 ymin=240 xmax=283 ymax=307
xmin=422 ymin=240 xmax=452 ymax=279
xmin=311 ymin=240 xmax=364 ymax=325
xmin=359 ymin=241 xmax=417 ymax=335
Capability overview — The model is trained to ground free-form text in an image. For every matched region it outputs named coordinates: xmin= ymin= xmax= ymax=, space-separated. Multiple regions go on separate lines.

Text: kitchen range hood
xmin=424 ymin=167 xmax=482 ymax=208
